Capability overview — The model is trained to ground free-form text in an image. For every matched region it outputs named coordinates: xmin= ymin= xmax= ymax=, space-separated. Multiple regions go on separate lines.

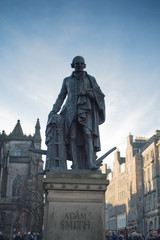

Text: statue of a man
xmin=50 ymin=56 xmax=105 ymax=170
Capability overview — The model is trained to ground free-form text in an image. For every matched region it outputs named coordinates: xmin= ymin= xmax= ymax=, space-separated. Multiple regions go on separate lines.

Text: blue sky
xmin=0 ymin=0 xmax=160 ymax=168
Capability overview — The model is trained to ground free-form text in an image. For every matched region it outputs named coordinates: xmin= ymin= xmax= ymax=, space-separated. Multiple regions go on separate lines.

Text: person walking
xmin=0 ymin=232 xmax=4 ymax=240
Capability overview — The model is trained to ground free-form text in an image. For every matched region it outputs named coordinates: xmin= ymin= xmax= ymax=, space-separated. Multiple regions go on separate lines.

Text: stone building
xmin=105 ymin=149 xmax=128 ymax=235
xmin=105 ymin=130 xmax=160 ymax=235
xmin=141 ymin=130 xmax=160 ymax=233
xmin=0 ymin=119 xmax=44 ymax=240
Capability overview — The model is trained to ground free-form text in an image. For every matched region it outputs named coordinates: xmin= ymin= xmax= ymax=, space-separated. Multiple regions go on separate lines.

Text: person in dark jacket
xmin=146 ymin=230 xmax=155 ymax=240
xmin=156 ymin=229 xmax=160 ymax=240
xmin=15 ymin=232 xmax=22 ymax=240
xmin=0 ymin=232 xmax=4 ymax=240
xmin=129 ymin=230 xmax=139 ymax=240
xmin=27 ymin=232 xmax=33 ymax=240
xmin=111 ymin=231 xmax=118 ymax=240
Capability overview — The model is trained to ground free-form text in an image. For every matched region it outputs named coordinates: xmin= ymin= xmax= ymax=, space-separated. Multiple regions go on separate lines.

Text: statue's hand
xmin=52 ymin=109 xmax=57 ymax=114
xmin=78 ymin=90 xmax=87 ymax=96
xmin=86 ymin=89 xmax=95 ymax=100
xmin=49 ymin=110 xmax=57 ymax=118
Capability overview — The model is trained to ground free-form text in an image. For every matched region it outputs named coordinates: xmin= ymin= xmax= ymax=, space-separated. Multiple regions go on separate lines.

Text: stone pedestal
xmin=43 ymin=171 xmax=109 ymax=240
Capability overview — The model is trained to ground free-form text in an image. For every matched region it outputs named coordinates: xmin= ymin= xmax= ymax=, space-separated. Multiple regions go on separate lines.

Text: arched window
xmin=13 ymin=148 xmax=21 ymax=156
xmin=12 ymin=174 xmax=21 ymax=197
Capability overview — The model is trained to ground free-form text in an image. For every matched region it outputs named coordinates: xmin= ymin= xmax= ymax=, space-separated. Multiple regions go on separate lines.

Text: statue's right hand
xmin=78 ymin=90 xmax=87 ymax=96
xmin=52 ymin=109 xmax=57 ymax=114
xmin=49 ymin=110 xmax=57 ymax=117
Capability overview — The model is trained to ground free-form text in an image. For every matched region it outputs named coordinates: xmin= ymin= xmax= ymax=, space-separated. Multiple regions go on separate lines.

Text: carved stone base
xmin=43 ymin=171 xmax=109 ymax=240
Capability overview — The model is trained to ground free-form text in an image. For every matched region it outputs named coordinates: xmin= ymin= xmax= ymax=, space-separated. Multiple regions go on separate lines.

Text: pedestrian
xmin=32 ymin=233 xmax=36 ymax=240
xmin=23 ymin=233 xmax=27 ymax=240
xmin=108 ymin=231 xmax=113 ymax=240
xmin=129 ymin=229 xmax=139 ymax=240
xmin=156 ymin=229 xmax=160 ymax=240
xmin=146 ymin=230 xmax=155 ymax=240
xmin=111 ymin=231 xmax=118 ymax=240
xmin=0 ymin=232 xmax=4 ymax=240
xmin=119 ymin=235 xmax=123 ymax=240
xmin=106 ymin=233 xmax=109 ymax=240
xmin=137 ymin=231 xmax=143 ymax=240
xmin=27 ymin=232 xmax=33 ymax=240
xmin=15 ymin=232 xmax=22 ymax=240
xmin=36 ymin=233 xmax=41 ymax=240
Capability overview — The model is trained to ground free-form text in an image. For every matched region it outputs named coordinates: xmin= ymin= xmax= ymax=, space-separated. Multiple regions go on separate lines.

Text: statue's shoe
xmin=88 ymin=163 xmax=99 ymax=170
xmin=71 ymin=164 xmax=79 ymax=170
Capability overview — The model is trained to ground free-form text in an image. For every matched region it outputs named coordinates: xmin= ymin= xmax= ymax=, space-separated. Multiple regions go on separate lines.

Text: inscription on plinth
xmin=43 ymin=172 xmax=108 ymax=240
xmin=60 ymin=211 xmax=91 ymax=230
xmin=45 ymin=202 xmax=103 ymax=240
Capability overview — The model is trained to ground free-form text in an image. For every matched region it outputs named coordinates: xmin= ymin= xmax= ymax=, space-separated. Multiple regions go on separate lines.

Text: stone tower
xmin=0 ymin=119 xmax=44 ymax=240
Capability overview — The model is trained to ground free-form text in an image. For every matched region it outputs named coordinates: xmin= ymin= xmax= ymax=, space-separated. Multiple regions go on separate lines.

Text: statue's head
xmin=71 ymin=56 xmax=86 ymax=72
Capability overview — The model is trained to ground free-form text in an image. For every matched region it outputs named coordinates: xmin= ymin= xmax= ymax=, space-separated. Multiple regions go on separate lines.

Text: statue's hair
xmin=71 ymin=56 xmax=86 ymax=68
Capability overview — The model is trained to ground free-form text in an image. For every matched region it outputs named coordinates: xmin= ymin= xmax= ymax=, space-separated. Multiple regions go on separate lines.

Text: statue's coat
xmin=52 ymin=72 xmax=105 ymax=153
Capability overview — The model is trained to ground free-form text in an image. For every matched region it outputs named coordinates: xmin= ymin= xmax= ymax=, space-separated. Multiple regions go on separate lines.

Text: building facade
xmin=105 ymin=131 xmax=160 ymax=235
xmin=0 ymin=120 xmax=44 ymax=240
xmin=141 ymin=130 xmax=160 ymax=233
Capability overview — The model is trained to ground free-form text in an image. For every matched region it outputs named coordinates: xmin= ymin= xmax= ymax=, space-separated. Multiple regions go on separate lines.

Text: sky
xmin=0 ymin=0 xmax=160 ymax=169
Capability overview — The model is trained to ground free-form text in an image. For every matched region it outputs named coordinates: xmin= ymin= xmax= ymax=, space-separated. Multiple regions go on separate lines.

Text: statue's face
xmin=73 ymin=57 xmax=85 ymax=72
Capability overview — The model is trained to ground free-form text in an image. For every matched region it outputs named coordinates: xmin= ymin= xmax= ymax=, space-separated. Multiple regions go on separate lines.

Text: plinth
xmin=43 ymin=171 xmax=109 ymax=240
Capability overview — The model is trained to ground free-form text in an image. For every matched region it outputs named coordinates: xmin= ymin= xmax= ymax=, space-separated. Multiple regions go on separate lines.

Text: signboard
xmin=117 ymin=214 xmax=126 ymax=229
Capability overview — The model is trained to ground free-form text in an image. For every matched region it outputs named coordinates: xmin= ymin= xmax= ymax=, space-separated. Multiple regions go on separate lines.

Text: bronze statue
xmin=48 ymin=56 xmax=105 ymax=170
xmin=30 ymin=56 xmax=116 ymax=173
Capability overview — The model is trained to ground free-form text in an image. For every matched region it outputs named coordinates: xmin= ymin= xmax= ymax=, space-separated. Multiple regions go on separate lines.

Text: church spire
xmin=34 ymin=118 xmax=41 ymax=143
xmin=11 ymin=120 xmax=23 ymax=136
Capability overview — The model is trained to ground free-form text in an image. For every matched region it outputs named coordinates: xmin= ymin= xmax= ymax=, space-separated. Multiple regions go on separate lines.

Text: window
xmin=148 ymin=195 xmax=151 ymax=210
xmin=153 ymin=193 xmax=156 ymax=209
xmin=144 ymin=171 xmax=146 ymax=182
xmin=108 ymin=172 xmax=112 ymax=181
xmin=158 ymin=146 xmax=160 ymax=158
xmin=12 ymin=174 xmax=21 ymax=197
xmin=151 ymin=150 xmax=154 ymax=162
xmin=0 ymin=212 xmax=5 ymax=228
xmin=105 ymin=200 xmax=108 ymax=209
xmin=120 ymin=163 xmax=125 ymax=173
xmin=154 ymin=218 xmax=157 ymax=229
xmin=13 ymin=148 xmax=21 ymax=156
xmin=118 ymin=191 xmax=126 ymax=201
xmin=148 ymin=168 xmax=150 ymax=180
